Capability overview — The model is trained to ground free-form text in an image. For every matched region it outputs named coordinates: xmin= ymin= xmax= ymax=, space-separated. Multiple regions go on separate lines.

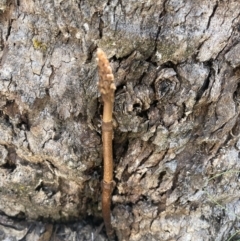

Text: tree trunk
xmin=0 ymin=0 xmax=240 ymax=240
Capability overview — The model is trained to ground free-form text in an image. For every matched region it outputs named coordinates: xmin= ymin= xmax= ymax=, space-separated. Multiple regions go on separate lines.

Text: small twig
xmin=92 ymin=223 xmax=104 ymax=241
xmin=97 ymin=48 xmax=116 ymax=240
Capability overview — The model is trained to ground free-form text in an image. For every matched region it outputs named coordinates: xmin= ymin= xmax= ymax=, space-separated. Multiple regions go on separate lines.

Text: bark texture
xmin=0 ymin=0 xmax=240 ymax=240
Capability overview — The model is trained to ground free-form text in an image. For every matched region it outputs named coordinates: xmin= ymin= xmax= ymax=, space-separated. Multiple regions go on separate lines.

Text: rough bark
xmin=0 ymin=0 xmax=240 ymax=240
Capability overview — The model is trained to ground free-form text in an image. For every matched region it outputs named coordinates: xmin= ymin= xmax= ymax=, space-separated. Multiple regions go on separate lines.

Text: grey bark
xmin=0 ymin=0 xmax=240 ymax=240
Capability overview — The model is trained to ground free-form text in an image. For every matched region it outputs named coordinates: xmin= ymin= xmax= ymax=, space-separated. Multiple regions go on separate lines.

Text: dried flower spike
xmin=97 ymin=48 xmax=115 ymax=240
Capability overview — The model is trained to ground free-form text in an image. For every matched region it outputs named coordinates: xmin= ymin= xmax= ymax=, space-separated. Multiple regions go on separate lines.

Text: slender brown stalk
xmin=97 ymin=48 xmax=116 ymax=240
